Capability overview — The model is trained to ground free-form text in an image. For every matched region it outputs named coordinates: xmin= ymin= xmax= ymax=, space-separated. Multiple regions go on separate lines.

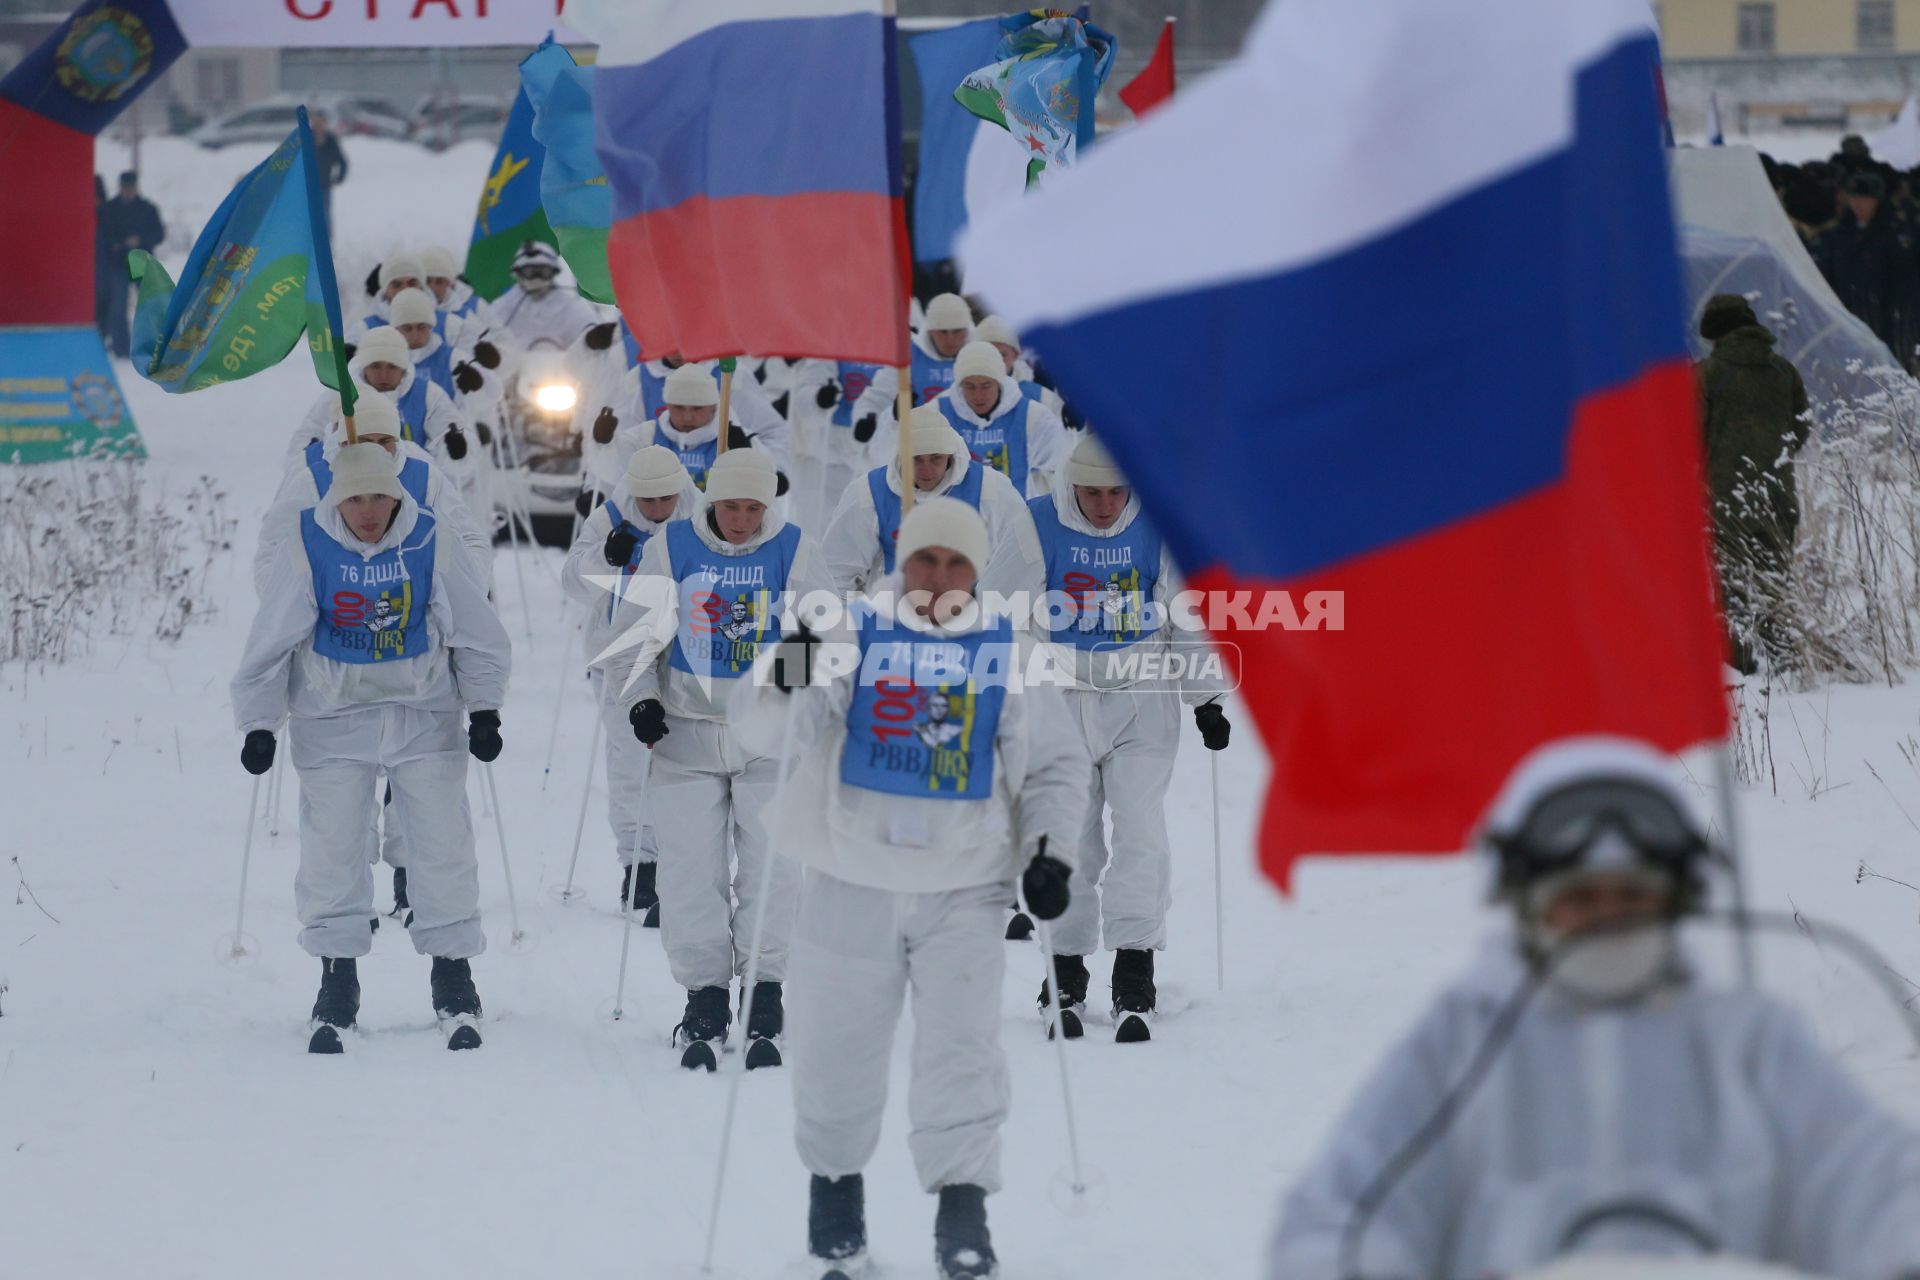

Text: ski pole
xmin=1211 ymin=752 xmax=1225 ymax=993
xmin=559 ymin=713 xmax=605 ymax=903
xmin=611 ymin=767 xmax=655 ymax=1021
xmin=1028 ymin=902 xmax=1089 ymax=1197
xmin=481 ymin=764 xmax=526 ymax=948
xmin=265 ymin=744 xmax=284 ymax=839
xmin=700 ymin=690 xmax=803 ymax=1275
xmin=541 ymin=612 xmax=583 ymax=792
xmin=230 ymin=774 xmax=264 ymax=961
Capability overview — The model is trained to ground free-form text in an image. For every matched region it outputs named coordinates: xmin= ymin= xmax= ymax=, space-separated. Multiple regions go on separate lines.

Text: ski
xmin=307 ymin=1022 xmax=348 ymax=1054
xmin=1044 ymin=1007 xmax=1084 ymax=1041
xmin=439 ymin=1013 xmax=483 ymax=1051
xmin=681 ymin=1040 xmax=719 ymax=1072
xmin=744 ymin=1036 xmax=782 ymax=1070
xmin=818 ymin=1255 xmax=869 ymax=1280
xmin=1115 ymin=1012 xmax=1151 ymax=1044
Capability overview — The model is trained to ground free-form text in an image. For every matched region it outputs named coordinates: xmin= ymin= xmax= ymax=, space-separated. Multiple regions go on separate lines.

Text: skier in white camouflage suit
xmin=609 ymin=447 xmax=832 ymax=1071
xmin=734 ymin=496 xmax=1089 ymax=1280
xmin=1025 ymin=434 xmax=1229 ymax=1041
xmin=1269 ymin=738 xmax=1920 ymax=1280
xmin=561 ymin=445 xmax=701 ymax=922
xmin=231 ymin=441 xmax=511 ymax=1054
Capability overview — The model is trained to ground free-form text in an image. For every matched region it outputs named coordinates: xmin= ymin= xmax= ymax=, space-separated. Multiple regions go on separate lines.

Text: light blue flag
xmin=520 ymin=41 xmax=613 ymax=304
xmin=910 ymin=17 xmax=1005 ymax=265
xmin=128 ymin=107 xmax=353 ymax=411
xmin=955 ymin=10 xmax=1117 ymax=188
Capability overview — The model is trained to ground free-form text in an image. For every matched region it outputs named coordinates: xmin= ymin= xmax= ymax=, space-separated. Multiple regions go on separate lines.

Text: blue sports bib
xmin=910 ymin=346 xmax=956 ymax=406
xmin=867 ymin=464 xmax=985 ymax=575
xmin=656 ymin=423 xmax=720 ymax=491
xmin=600 ymin=498 xmax=665 ymax=623
xmin=1030 ymin=497 xmax=1163 ymax=650
xmin=832 ymin=361 xmax=882 ymax=427
xmin=304 ymin=441 xmax=429 ymax=508
xmin=840 ymin=607 xmax=1014 ymax=800
xmin=939 ymin=396 xmax=1033 ymax=494
xmin=300 ymin=508 xmax=437 ymax=664
xmin=664 ymin=520 xmax=801 ymax=678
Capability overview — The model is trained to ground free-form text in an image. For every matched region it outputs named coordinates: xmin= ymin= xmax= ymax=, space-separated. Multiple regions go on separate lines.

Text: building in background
xmin=1659 ymin=1 xmax=1920 ymax=139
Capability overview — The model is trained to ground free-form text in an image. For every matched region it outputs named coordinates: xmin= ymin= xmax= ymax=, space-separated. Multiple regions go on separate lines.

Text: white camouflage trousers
xmin=592 ymin=670 xmax=658 ymax=867
xmin=1051 ymin=688 xmax=1179 ymax=955
xmin=290 ymin=704 xmax=484 ymax=960
xmin=648 ymin=715 xmax=797 ymax=990
xmin=790 ymin=872 xmax=1011 ymax=1193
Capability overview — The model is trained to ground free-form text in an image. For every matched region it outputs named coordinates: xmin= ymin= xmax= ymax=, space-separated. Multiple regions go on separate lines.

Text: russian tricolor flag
xmin=964 ymin=0 xmax=1730 ymax=892
xmin=566 ymin=0 xmax=911 ymax=366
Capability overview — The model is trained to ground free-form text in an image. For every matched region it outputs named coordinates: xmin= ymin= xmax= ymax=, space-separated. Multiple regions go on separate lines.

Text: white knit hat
xmin=703 ymin=447 xmax=777 ymax=506
xmin=973 ymin=314 xmax=1019 ymax=349
xmin=664 ymin=363 xmax=719 ymax=407
xmin=380 ymin=254 xmax=425 ymax=287
xmin=323 ymin=441 xmax=405 ymax=507
xmin=907 ymin=405 xmax=965 ymax=458
xmin=389 ymin=287 xmax=436 ymax=327
xmin=336 ymin=393 xmax=402 ymax=441
xmin=923 ymin=292 xmax=973 ymax=331
xmin=1065 ymin=434 xmax=1126 ymax=488
xmin=897 ymin=495 xmax=989 ymax=573
xmin=953 ymin=341 xmax=1004 ymax=384
xmin=355 ymin=326 xmax=409 ymax=369
xmin=626 ymin=444 xmax=690 ymax=500
xmin=419 ymin=246 xmax=458 ymax=280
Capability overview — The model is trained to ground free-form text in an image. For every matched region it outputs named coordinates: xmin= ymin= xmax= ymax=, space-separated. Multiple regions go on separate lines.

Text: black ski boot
xmin=430 ymin=956 xmax=483 ymax=1050
xmin=1004 ymin=910 xmax=1034 ymax=942
xmin=809 ymin=1173 xmax=867 ymax=1276
xmin=621 ymin=861 xmax=660 ymax=928
xmin=1111 ymin=948 xmax=1156 ymax=1044
xmin=1036 ymin=953 xmax=1089 ymax=1040
xmin=933 ymin=1183 xmax=997 ymax=1279
xmin=743 ymin=980 xmax=784 ymax=1070
xmin=674 ymin=985 xmax=731 ymax=1071
xmin=308 ymin=957 xmax=359 ymax=1054
xmin=390 ymin=867 xmax=410 ymax=919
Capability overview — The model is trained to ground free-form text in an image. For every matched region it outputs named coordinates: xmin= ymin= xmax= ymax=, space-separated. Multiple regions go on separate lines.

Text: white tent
xmin=1668 ymin=146 xmax=1907 ymax=409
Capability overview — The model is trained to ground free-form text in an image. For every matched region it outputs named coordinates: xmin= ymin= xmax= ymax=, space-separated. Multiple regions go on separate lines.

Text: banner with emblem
xmin=0 ymin=328 xmax=143 ymax=463
xmin=465 ymin=70 xmax=555 ymax=302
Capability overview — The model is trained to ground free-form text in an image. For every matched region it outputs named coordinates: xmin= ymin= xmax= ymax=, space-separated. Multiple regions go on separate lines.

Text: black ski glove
xmin=341 ymin=341 xmax=357 ymax=363
xmin=771 ymin=391 xmax=790 ymax=419
xmin=443 ymin=427 xmax=469 ymax=461
xmin=1194 ymin=701 xmax=1231 ymax=751
xmin=364 ymin=263 xmax=382 ymax=298
xmin=769 ymin=624 xmax=819 ymax=694
xmin=453 ymin=361 xmax=484 ymax=394
xmin=475 ymin=421 xmax=493 ymax=447
xmin=775 ymin=470 xmax=790 ymax=497
xmin=816 ymin=383 xmax=840 ymax=410
xmin=726 ymin=425 xmax=752 ymax=451
xmin=629 ymin=698 xmax=669 ymax=746
xmin=592 ymin=406 xmax=619 ymax=444
xmin=604 ymin=524 xmax=639 ymax=567
xmin=574 ymin=489 xmax=601 ymax=519
xmin=240 ymin=729 xmax=276 ymax=776
xmin=1061 ymin=399 xmax=1085 ymax=431
xmin=584 ymin=321 xmax=617 ymax=351
xmin=1021 ymin=838 xmax=1071 ymax=921
xmin=468 ymin=710 xmax=503 ymax=763
xmin=851 ymin=413 xmax=878 ymax=443
xmin=472 ymin=340 xmax=501 ymax=370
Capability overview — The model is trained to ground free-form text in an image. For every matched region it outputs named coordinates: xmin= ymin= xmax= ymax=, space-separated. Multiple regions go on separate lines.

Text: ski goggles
xmin=513 ymin=265 xmax=559 ymax=281
xmin=1493 ymin=777 xmax=1707 ymax=882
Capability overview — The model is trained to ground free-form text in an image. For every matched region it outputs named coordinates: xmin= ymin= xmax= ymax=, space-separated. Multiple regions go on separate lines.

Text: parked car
xmin=407 ymin=94 xmax=510 ymax=150
xmin=190 ymin=95 xmax=409 ymax=149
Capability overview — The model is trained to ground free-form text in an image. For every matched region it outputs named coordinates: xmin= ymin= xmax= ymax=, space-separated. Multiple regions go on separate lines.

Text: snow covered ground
xmin=0 ymin=133 xmax=1912 ymax=1280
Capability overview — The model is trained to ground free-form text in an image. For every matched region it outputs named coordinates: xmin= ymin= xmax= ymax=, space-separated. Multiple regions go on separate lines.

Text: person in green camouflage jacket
xmin=1695 ymin=293 xmax=1811 ymax=673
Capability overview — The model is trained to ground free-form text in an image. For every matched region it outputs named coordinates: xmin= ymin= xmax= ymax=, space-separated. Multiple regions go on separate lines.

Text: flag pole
xmin=896 ymin=371 xmax=915 ymax=516
xmin=716 ymin=362 xmax=734 ymax=454
xmin=297 ymin=105 xmax=357 ymax=444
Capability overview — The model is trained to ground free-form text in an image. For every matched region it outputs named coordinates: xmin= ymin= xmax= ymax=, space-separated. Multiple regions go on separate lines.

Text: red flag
xmin=1119 ymin=18 xmax=1176 ymax=119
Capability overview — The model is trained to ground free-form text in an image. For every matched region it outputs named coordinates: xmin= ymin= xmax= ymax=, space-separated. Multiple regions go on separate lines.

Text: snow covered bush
xmin=0 ymin=459 xmax=233 ymax=667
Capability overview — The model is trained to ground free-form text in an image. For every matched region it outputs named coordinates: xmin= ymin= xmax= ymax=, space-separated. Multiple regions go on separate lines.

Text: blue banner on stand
xmin=0 ymin=326 xmax=145 ymax=462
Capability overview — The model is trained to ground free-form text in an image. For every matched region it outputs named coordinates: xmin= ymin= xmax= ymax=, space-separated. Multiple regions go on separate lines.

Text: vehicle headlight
xmin=533 ymin=382 xmax=578 ymax=413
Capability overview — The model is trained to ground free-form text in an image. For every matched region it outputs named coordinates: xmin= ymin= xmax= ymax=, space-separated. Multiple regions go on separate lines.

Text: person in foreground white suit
xmin=1268 ymin=737 xmax=1920 ymax=1280
xmin=733 ymin=497 xmax=1089 ymax=1280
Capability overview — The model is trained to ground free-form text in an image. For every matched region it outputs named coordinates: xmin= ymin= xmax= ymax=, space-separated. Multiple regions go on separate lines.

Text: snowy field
xmin=0 ymin=133 xmax=1913 ymax=1280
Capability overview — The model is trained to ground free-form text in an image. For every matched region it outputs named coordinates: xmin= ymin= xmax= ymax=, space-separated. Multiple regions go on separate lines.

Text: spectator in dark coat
xmin=1695 ymin=294 xmax=1812 ymax=673
xmin=97 ymin=170 xmax=164 ymax=359
xmin=310 ymin=110 xmax=349 ymax=224
xmin=1816 ymin=171 xmax=1915 ymax=363
xmin=93 ymin=175 xmax=112 ymax=339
